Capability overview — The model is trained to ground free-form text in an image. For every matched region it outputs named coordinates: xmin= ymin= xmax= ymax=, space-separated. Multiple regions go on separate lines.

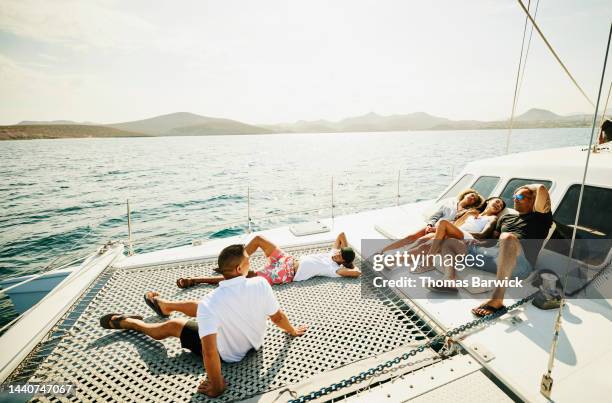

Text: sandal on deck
xmin=471 ymin=303 xmax=507 ymax=318
xmin=99 ymin=313 xmax=142 ymax=329
xmin=176 ymin=278 xmax=195 ymax=289
xmin=144 ymin=292 xmax=168 ymax=317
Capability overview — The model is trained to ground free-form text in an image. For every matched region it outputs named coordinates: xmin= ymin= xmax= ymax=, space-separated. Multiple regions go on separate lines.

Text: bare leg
xmin=473 ymin=233 xmax=521 ymax=315
xmin=439 ymin=239 xmax=467 ymax=280
xmin=490 ymin=233 xmax=520 ymax=302
xmin=429 ymin=220 xmax=465 ymax=255
xmin=147 ymin=291 xmax=198 ymax=317
xmin=119 ymin=317 xmax=187 ymax=340
xmin=245 ymin=235 xmax=278 ymax=257
xmin=382 ymin=227 xmax=428 ymax=253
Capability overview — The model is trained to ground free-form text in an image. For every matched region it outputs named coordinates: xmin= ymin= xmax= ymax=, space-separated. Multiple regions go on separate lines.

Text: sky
xmin=0 ymin=0 xmax=610 ymax=126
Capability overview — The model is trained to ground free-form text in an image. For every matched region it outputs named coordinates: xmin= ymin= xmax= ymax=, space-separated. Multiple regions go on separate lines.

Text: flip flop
xmin=471 ymin=303 xmax=507 ymax=318
xmin=144 ymin=292 xmax=168 ymax=317
xmin=176 ymin=278 xmax=195 ymax=289
xmin=99 ymin=313 xmax=143 ymax=329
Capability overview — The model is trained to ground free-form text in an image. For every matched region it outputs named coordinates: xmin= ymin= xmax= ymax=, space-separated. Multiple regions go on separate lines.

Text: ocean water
xmin=0 ymin=128 xmax=592 ymax=325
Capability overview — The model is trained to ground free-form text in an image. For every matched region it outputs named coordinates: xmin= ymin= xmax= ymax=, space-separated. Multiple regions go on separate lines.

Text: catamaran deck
xmin=1 ymin=243 xmax=441 ymax=402
xmin=1 ymin=197 xmax=610 ymax=401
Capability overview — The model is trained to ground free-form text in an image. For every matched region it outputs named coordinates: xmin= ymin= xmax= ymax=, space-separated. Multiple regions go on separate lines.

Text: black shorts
xmin=179 ymin=320 xmax=202 ymax=356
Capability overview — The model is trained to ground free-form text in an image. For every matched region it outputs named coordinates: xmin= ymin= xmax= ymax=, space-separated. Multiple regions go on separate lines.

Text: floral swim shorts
xmin=256 ymin=248 xmax=296 ymax=285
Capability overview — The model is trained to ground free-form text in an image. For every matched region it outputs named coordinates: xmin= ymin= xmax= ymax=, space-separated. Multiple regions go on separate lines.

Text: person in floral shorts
xmin=175 ymin=233 xmax=361 ymax=288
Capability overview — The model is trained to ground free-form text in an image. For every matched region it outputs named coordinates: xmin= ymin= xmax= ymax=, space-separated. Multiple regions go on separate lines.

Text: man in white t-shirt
xmin=175 ymin=232 xmax=361 ymax=288
xmin=99 ymin=244 xmax=307 ymax=398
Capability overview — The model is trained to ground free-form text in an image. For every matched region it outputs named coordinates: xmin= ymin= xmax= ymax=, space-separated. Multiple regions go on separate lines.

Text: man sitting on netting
xmin=175 ymin=232 xmax=361 ymax=288
xmin=100 ymin=244 xmax=307 ymax=397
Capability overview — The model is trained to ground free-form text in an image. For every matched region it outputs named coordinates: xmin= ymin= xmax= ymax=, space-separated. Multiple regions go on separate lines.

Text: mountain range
xmin=1 ymin=108 xmax=607 ymax=140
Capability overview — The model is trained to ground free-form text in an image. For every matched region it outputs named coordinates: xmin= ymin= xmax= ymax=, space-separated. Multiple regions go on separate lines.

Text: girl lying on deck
xmin=175 ymin=232 xmax=361 ymax=288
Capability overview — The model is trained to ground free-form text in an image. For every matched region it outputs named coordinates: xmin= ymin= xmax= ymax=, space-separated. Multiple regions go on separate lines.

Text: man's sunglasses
xmin=513 ymin=194 xmax=529 ymax=201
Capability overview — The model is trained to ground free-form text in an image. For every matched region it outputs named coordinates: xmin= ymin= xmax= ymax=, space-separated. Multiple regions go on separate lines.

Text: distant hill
xmin=167 ymin=120 xmax=274 ymax=136
xmin=515 ymin=108 xmax=562 ymax=122
xmin=107 ymin=112 xmax=272 ymax=136
xmin=4 ymin=107 xmax=605 ymax=140
xmin=267 ymin=108 xmax=601 ymax=133
xmin=266 ymin=111 xmax=451 ymax=133
xmin=0 ymin=125 xmax=148 ymax=140
xmin=17 ymin=120 xmax=97 ymax=125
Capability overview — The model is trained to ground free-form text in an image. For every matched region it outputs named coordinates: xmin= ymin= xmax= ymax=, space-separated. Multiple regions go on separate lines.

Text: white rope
xmin=542 ymin=21 xmax=611 ymax=397
xmin=516 ymin=0 xmax=595 ymax=108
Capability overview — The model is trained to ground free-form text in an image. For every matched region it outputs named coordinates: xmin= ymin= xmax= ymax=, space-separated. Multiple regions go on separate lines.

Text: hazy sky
xmin=0 ymin=0 xmax=610 ymax=125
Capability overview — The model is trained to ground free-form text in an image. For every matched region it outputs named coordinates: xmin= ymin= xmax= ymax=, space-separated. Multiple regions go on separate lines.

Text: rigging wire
xmin=516 ymin=0 xmax=541 ymax=102
xmin=516 ymin=0 xmax=595 ymax=108
xmin=505 ymin=0 xmax=533 ymax=154
xmin=541 ymin=22 xmax=612 ymax=399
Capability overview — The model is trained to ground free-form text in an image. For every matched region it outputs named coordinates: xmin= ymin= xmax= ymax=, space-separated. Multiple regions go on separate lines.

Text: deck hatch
xmin=3 ymin=244 xmax=436 ymax=402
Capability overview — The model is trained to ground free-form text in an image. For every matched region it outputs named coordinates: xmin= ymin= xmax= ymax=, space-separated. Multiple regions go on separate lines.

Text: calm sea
xmin=0 ymin=128 xmax=592 ymax=324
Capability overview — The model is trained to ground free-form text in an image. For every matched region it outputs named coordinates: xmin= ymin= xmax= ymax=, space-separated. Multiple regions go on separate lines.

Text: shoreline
xmin=0 ymin=124 xmax=592 ymax=141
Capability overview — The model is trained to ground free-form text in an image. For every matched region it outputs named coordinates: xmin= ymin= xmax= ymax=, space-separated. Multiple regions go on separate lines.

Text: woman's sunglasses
xmin=513 ymin=194 xmax=528 ymax=201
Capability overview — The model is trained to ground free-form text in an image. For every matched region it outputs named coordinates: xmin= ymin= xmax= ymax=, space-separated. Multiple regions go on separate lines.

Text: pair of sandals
xmin=99 ymin=292 xmax=169 ymax=329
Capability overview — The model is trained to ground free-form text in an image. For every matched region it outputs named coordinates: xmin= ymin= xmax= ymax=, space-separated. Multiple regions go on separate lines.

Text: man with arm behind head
xmin=435 ymin=184 xmax=552 ymax=316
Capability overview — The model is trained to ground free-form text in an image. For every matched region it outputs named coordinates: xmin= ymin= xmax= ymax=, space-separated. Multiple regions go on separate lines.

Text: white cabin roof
xmin=463 ymin=145 xmax=612 ymax=188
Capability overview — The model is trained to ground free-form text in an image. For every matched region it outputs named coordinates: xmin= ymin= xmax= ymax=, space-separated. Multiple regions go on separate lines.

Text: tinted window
xmin=545 ymin=185 xmax=612 ymax=265
xmin=499 ymin=178 xmax=553 ymax=207
xmin=471 ymin=176 xmax=500 ymax=198
xmin=438 ymin=174 xmax=474 ymax=201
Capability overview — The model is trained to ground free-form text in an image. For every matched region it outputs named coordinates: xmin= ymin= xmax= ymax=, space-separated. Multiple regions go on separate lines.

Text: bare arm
xmin=530 ymin=184 xmax=551 ymax=213
xmin=197 ymin=334 xmax=225 ymax=397
xmin=269 ymin=310 xmax=307 ymax=336
xmin=334 ymin=232 xmax=348 ymax=249
xmin=337 ymin=267 xmax=362 ymax=277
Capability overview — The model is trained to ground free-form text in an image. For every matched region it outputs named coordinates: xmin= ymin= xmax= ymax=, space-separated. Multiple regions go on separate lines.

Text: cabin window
xmin=438 ymin=174 xmax=474 ymax=201
xmin=544 ymin=184 xmax=612 ymax=266
xmin=499 ymin=178 xmax=553 ymax=207
xmin=471 ymin=176 xmax=500 ymax=198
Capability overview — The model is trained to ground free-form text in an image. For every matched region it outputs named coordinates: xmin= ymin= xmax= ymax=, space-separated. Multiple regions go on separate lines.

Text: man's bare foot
xmin=471 ymin=300 xmax=506 ymax=317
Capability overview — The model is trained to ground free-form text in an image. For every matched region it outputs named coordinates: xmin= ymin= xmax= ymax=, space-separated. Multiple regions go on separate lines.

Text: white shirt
xmin=293 ymin=249 xmax=342 ymax=282
xmin=459 ymin=215 xmax=494 ymax=240
xmin=433 ymin=198 xmax=459 ymax=227
xmin=196 ymin=276 xmax=280 ymax=363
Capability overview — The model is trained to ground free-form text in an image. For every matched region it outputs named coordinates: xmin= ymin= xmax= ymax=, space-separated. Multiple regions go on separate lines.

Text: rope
xmin=515 ymin=0 xmax=595 ymax=108
xmin=542 ymin=21 xmax=612 ymax=398
xmin=506 ymin=0 xmax=533 ymax=154
xmin=516 ymin=0 xmax=541 ymax=103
